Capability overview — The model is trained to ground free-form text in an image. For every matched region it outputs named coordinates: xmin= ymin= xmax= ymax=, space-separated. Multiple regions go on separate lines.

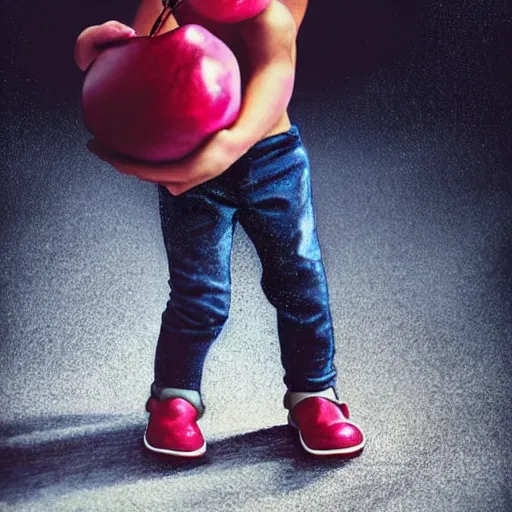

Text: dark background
xmin=1 ymin=1 xmax=511 ymax=511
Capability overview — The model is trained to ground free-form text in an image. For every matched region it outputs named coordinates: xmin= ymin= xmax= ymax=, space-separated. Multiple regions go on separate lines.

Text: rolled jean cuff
xmin=283 ymin=387 xmax=339 ymax=411
xmin=151 ymin=384 xmax=205 ymax=419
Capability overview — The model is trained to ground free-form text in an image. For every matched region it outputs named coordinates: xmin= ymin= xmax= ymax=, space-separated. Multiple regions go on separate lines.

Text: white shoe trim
xmin=143 ymin=432 xmax=206 ymax=458
xmin=288 ymin=413 xmax=366 ymax=456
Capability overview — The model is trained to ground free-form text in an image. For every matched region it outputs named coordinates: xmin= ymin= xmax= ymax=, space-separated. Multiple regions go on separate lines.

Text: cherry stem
xmin=149 ymin=0 xmax=184 ymax=37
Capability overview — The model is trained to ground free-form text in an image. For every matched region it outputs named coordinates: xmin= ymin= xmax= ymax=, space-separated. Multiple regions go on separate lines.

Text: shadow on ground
xmin=0 ymin=414 xmax=356 ymax=505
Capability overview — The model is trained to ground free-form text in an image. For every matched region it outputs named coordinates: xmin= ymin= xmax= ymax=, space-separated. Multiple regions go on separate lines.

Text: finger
xmin=87 ymin=140 xmax=134 ymax=175
xmin=87 ymin=139 xmax=121 ymax=165
xmin=87 ymin=139 xmax=139 ymax=169
xmin=87 ymin=138 xmax=110 ymax=157
xmin=87 ymin=140 xmax=180 ymax=183
xmin=96 ymin=21 xmax=137 ymax=47
xmin=164 ymin=182 xmax=198 ymax=196
xmin=88 ymin=139 xmax=191 ymax=182
xmin=174 ymin=175 xmax=208 ymax=192
xmin=163 ymin=169 xmax=216 ymax=195
xmin=86 ymin=139 xmax=220 ymax=188
xmin=164 ymin=183 xmax=185 ymax=196
xmin=75 ymin=23 xmax=136 ymax=71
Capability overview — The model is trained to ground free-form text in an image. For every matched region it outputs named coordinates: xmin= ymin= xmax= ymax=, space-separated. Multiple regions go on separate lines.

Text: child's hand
xmin=87 ymin=128 xmax=242 ymax=196
xmin=74 ymin=21 xmax=137 ymax=72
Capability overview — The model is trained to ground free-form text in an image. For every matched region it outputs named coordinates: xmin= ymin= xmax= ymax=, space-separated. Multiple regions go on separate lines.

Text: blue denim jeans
xmin=153 ymin=125 xmax=337 ymax=400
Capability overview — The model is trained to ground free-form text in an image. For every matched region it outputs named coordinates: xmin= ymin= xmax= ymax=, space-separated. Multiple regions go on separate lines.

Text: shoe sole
xmin=143 ymin=432 xmax=207 ymax=458
xmin=288 ymin=414 xmax=366 ymax=457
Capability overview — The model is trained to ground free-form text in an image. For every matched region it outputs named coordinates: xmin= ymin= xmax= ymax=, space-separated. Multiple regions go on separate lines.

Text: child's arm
xmin=74 ymin=0 xmax=178 ymax=71
xmin=88 ymin=1 xmax=298 ymax=195
xmin=223 ymin=1 xmax=297 ymax=152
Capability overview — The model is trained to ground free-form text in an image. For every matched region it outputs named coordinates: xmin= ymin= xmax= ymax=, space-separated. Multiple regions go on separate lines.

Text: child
xmin=75 ymin=0 xmax=365 ymax=458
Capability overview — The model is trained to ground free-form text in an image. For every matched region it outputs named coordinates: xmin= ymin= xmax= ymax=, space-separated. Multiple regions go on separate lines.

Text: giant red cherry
xmin=81 ymin=24 xmax=241 ymax=163
xmin=187 ymin=0 xmax=271 ymax=24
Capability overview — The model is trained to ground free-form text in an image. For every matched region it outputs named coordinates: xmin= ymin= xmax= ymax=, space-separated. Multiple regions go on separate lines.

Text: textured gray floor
xmin=1 ymin=1 xmax=511 ymax=511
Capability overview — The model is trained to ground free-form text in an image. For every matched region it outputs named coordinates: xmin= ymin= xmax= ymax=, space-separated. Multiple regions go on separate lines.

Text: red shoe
xmin=144 ymin=397 xmax=206 ymax=457
xmin=289 ymin=397 xmax=365 ymax=457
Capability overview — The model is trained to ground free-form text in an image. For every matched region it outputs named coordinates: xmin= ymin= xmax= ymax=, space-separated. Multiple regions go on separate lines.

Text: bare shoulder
xmin=277 ymin=0 xmax=309 ymax=31
xmin=240 ymin=1 xmax=299 ymax=48
xmin=260 ymin=0 xmax=298 ymax=30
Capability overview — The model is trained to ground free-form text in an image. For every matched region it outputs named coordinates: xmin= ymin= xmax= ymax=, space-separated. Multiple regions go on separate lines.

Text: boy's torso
xmin=173 ymin=0 xmax=308 ymax=138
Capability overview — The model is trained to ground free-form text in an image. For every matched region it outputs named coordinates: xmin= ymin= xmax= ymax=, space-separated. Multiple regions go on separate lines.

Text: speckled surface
xmin=1 ymin=0 xmax=511 ymax=511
